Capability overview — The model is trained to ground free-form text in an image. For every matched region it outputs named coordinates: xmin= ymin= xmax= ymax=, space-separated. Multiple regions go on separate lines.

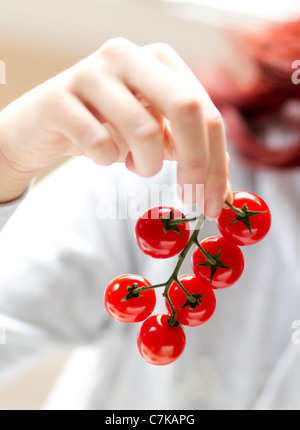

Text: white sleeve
xmin=0 ymin=183 xmax=33 ymax=232
xmin=0 ymin=158 xmax=137 ymax=388
xmin=0 ymin=156 xmax=183 ymax=396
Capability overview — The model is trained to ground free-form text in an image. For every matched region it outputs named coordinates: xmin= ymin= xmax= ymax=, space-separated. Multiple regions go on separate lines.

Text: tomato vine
xmin=104 ymin=191 xmax=271 ymax=365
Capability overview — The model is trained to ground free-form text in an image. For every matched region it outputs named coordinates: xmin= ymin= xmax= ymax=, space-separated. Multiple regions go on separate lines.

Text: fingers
xmin=115 ymin=42 xmax=210 ymax=195
xmin=224 ymin=152 xmax=233 ymax=207
xmin=143 ymin=43 xmax=229 ymax=218
xmin=107 ymin=39 xmax=227 ymax=218
xmin=70 ymin=74 xmax=164 ymax=177
xmin=38 ymin=90 xmax=120 ymax=165
xmin=202 ymin=113 xmax=228 ymax=219
xmin=41 ymin=38 xmax=229 ymax=220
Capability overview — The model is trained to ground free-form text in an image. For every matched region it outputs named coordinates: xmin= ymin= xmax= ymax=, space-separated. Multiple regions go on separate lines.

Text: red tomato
xmin=216 ymin=191 xmax=271 ymax=246
xmin=135 ymin=206 xmax=190 ymax=259
xmin=104 ymin=274 xmax=156 ymax=323
xmin=137 ymin=314 xmax=186 ymax=365
xmin=191 ymin=236 xmax=244 ymax=289
xmin=165 ymin=275 xmax=216 ymax=326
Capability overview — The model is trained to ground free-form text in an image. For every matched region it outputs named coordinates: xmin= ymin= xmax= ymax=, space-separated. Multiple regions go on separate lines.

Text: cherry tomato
xmin=137 ymin=314 xmax=186 ymax=365
xmin=135 ymin=206 xmax=190 ymax=259
xmin=216 ymin=191 xmax=271 ymax=246
xmin=191 ymin=236 xmax=244 ymax=289
xmin=165 ymin=275 xmax=216 ymax=327
xmin=104 ymin=274 xmax=156 ymax=323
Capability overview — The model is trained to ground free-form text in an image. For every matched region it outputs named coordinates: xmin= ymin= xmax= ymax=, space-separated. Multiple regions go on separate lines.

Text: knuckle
xmin=84 ymin=132 xmax=111 ymax=152
xmin=34 ymin=87 xmax=69 ymax=124
xmin=98 ymin=37 xmax=133 ymax=60
xmin=206 ymin=109 xmax=224 ymax=134
xmin=39 ymin=88 xmax=66 ymax=110
xmin=148 ymin=42 xmax=177 ymax=61
xmin=207 ymin=162 xmax=228 ymax=191
xmin=172 ymin=94 xmax=202 ymax=118
xmin=179 ymin=154 xmax=208 ymax=171
xmin=207 ymin=178 xmax=228 ymax=197
xmin=133 ymin=121 xmax=162 ymax=143
xmin=66 ymin=64 xmax=97 ymax=91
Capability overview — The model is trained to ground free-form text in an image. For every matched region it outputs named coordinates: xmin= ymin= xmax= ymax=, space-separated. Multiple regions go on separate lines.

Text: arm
xmin=0 ymin=150 xmax=34 ymax=204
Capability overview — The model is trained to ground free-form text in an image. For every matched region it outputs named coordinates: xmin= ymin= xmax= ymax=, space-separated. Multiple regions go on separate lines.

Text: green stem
xmin=132 ymin=214 xmax=206 ymax=326
xmin=133 ymin=282 xmax=168 ymax=294
xmin=194 ymin=240 xmax=217 ymax=265
xmin=169 ymin=214 xmax=205 ymax=279
xmin=225 ymin=200 xmax=246 ymax=218
xmin=165 ymin=216 xmax=197 ymax=227
xmin=175 ymin=278 xmax=197 ymax=304
xmin=162 ymin=287 xmax=178 ymax=327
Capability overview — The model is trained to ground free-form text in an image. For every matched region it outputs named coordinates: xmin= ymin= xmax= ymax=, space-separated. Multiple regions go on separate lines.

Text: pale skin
xmin=0 ymin=38 xmax=232 ymax=219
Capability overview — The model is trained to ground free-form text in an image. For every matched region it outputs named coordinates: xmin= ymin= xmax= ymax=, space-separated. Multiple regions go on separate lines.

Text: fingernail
xmin=224 ymin=179 xmax=233 ymax=207
xmin=205 ymin=195 xmax=222 ymax=220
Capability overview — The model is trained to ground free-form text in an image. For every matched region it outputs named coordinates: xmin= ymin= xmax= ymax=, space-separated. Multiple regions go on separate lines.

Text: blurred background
xmin=0 ymin=0 xmax=298 ymax=410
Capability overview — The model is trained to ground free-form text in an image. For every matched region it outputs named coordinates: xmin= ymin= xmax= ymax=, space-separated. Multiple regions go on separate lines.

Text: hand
xmin=0 ymin=38 xmax=231 ymax=217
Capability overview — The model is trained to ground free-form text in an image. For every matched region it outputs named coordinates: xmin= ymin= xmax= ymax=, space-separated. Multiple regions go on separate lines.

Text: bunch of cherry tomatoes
xmin=104 ymin=191 xmax=271 ymax=366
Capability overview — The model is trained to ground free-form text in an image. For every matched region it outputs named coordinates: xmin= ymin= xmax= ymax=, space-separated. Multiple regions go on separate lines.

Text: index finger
xmin=144 ymin=43 xmax=229 ymax=217
xmin=111 ymin=40 xmax=210 ymax=206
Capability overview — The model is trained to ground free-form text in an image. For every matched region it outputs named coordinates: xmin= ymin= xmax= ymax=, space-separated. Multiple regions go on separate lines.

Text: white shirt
xmin=0 ymin=154 xmax=300 ymax=410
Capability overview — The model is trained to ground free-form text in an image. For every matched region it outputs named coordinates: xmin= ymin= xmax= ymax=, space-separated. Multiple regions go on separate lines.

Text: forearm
xmin=0 ymin=110 xmax=36 ymax=203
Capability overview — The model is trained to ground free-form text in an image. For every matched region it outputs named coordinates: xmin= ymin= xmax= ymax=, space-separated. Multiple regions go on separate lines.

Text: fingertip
xmin=204 ymin=194 xmax=224 ymax=220
xmin=125 ymin=151 xmax=163 ymax=178
xmin=125 ymin=151 xmax=135 ymax=172
xmin=223 ymin=180 xmax=233 ymax=208
xmin=177 ymin=181 xmax=205 ymax=215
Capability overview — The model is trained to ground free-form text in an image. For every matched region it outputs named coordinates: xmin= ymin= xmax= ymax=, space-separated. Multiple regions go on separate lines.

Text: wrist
xmin=0 ymin=111 xmax=37 ymax=203
xmin=0 ymin=150 xmax=35 ymax=203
